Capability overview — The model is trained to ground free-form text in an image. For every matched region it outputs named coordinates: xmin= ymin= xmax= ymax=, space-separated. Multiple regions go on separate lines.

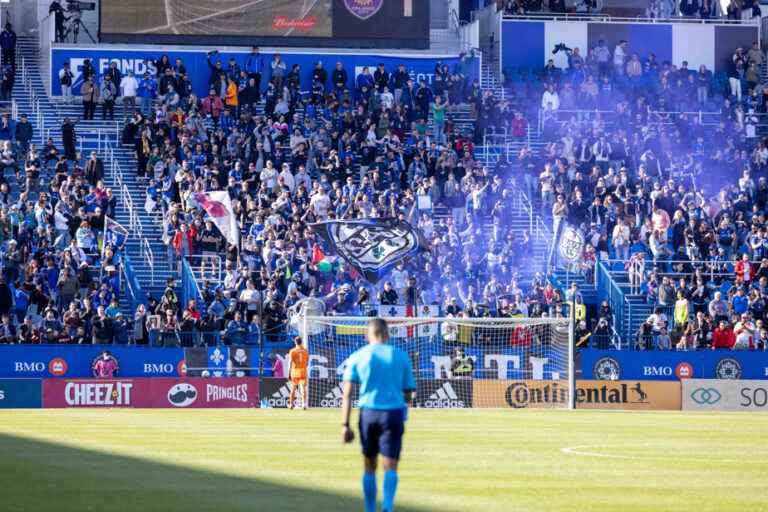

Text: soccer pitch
xmin=1 ymin=409 xmax=766 ymax=512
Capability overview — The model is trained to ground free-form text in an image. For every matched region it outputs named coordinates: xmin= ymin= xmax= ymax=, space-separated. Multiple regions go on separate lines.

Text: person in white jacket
xmin=541 ymin=84 xmax=560 ymax=112
xmin=120 ymin=70 xmax=139 ymax=119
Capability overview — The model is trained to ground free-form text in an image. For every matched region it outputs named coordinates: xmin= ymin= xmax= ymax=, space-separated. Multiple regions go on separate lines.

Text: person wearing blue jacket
xmin=137 ymin=71 xmax=157 ymax=115
xmin=0 ymin=23 xmax=16 ymax=70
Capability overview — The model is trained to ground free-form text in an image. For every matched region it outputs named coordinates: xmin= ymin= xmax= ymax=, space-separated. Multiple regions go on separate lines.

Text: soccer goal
xmin=294 ymin=314 xmax=574 ymax=410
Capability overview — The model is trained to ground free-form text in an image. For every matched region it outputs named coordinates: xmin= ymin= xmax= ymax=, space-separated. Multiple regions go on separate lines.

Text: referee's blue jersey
xmin=343 ymin=343 xmax=416 ymax=459
xmin=343 ymin=343 xmax=416 ymax=410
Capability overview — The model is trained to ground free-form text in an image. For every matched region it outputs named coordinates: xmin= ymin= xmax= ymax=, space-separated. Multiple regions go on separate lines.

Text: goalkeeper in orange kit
xmin=287 ymin=336 xmax=309 ymax=410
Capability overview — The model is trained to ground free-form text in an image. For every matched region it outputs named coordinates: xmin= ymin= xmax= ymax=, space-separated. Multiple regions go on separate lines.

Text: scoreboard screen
xmin=99 ymin=0 xmax=429 ymax=49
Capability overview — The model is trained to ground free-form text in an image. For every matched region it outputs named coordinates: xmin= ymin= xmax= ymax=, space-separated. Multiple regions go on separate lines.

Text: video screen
xmin=100 ymin=0 xmax=333 ymax=37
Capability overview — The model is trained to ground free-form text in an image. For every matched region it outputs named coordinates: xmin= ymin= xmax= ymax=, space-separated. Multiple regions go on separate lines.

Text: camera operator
xmin=49 ymin=1 xmax=68 ymax=43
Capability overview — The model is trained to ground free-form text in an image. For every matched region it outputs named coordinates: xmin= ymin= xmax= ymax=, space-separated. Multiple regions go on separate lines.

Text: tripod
xmin=65 ymin=16 xmax=95 ymax=44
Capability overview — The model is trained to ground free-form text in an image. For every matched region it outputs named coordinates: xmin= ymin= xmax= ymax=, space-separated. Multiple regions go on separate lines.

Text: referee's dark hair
xmin=367 ymin=317 xmax=390 ymax=342
xmin=294 ymin=336 xmax=302 ymax=345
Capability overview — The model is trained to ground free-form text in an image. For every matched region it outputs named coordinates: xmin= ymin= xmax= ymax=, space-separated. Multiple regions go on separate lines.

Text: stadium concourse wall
xmin=48 ymin=45 xmax=481 ymax=98
xmin=500 ymin=19 xmax=759 ymax=76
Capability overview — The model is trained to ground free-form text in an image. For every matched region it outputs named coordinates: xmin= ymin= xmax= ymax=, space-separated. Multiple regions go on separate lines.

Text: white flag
xmin=193 ymin=191 xmax=239 ymax=247
xmin=417 ymin=304 xmax=440 ymax=337
xmin=377 ymin=305 xmax=408 ymax=338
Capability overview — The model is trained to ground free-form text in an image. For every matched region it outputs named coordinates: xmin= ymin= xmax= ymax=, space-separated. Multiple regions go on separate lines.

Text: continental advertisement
xmin=473 ymin=380 xmax=681 ymax=410
xmin=683 ymin=379 xmax=768 ymax=411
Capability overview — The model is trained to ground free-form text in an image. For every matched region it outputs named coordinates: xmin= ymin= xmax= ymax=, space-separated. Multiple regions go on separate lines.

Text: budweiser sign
xmin=272 ymin=16 xmax=318 ymax=32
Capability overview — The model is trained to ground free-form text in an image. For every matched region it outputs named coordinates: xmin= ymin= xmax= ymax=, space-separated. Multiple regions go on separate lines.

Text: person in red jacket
xmin=172 ymin=222 xmax=195 ymax=272
xmin=711 ymin=320 xmax=735 ymax=350
xmin=735 ymin=254 xmax=753 ymax=284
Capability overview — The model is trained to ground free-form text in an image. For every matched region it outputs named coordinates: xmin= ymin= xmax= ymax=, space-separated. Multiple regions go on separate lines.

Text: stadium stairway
xmin=16 ymin=36 xmax=176 ymax=308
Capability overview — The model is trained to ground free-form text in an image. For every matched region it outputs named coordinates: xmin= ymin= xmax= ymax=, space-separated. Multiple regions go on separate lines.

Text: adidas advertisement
xmin=311 ymin=379 xmax=360 ymax=408
xmin=415 ymin=379 xmax=473 ymax=409
xmin=259 ymin=378 xmax=305 ymax=408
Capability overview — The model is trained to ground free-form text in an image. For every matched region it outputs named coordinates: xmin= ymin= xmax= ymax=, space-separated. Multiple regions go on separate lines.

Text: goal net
xmin=287 ymin=314 xmax=573 ymax=410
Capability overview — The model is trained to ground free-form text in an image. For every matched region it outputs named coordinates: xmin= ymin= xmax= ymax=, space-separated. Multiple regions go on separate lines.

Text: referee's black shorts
xmin=358 ymin=407 xmax=405 ymax=460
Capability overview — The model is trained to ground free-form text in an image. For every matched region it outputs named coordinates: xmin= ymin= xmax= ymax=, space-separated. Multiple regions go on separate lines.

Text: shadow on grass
xmin=0 ymin=433 xmax=432 ymax=512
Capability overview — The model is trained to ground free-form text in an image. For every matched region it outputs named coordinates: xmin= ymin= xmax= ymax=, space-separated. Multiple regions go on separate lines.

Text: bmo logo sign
xmin=143 ymin=363 xmax=176 ymax=375
xmin=14 ymin=361 xmax=45 ymax=373
xmin=642 ymin=366 xmax=673 ymax=377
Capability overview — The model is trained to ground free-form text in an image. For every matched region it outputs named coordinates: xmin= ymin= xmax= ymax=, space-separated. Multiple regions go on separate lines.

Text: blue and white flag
xmin=549 ymin=221 xmax=585 ymax=270
xmin=311 ymin=218 xmax=429 ymax=283
xmin=103 ymin=216 xmax=128 ymax=252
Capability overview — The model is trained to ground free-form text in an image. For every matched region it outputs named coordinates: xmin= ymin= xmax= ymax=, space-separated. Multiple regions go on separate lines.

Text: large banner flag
xmin=192 ymin=191 xmax=239 ymax=247
xmin=549 ymin=221 xmax=585 ymax=270
xmin=311 ymin=218 xmax=429 ymax=282
xmin=103 ymin=216 xmax=128 ymax=254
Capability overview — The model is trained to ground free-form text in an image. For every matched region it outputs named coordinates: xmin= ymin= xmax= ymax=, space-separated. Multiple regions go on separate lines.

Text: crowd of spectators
xmin=100 ymin=47 xmax=571 ymax=347
xmin=14 ymin=25 xmax=768 ymax=353
xmin=528 ymin=36 xmax=768 ymax=350
xmin=0 ymin=21 xmax=135 ymax=345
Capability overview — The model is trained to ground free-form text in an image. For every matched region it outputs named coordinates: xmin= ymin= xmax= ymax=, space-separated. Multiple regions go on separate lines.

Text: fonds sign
xmin=50 ymin=48 xmax=479 ymax=97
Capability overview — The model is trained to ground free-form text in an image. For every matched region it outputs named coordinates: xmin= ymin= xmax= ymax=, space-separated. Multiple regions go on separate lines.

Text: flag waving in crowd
xmin=311 ymin=218 xmax=429 ymax=283
xmin=102 ymin=216 xmax=128 ymax=256
xmin=192 ymin=191 xmax=240 ymax=247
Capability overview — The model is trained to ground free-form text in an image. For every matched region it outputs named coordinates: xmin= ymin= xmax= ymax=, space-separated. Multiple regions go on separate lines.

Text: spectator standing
xmin=61 ymin=117 xmax=77 ymax=161
xmin=138 ymin=71 xmax=157 ymax=115
xmin=0 ymin=23 xmax=16 ymax=70
xmin=613 ymin=40 xmax=627 ymax=76
xmin=14 ymin=114 xmax=32 ymax=155
xmin=100 ymin=75 xmax=117 ymax=120
xmin=120 ymin=70 xmax=138 ymax=119
xmin=81 ymin=76 xmax=98 ymax=120
xmin=245 ymin=46 xmax=263 ymax=99
xmin=59 ymin=62 xmax=74 ymax=104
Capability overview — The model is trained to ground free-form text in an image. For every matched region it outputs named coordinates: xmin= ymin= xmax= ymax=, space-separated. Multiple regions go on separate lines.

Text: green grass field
xmin=1 ymin=409 xmax=767 ymax=512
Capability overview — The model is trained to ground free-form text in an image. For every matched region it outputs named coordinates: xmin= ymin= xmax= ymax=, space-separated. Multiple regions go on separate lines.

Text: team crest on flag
xmin=557 ymin=224 xmax=585 ymax=265
xmin=343 ymin=0 xmax=384 ymax=19
xmin=311 ymin=219 xmax=429 ymax=282
xmin=417 ymin=305 xmax=440 ymax=337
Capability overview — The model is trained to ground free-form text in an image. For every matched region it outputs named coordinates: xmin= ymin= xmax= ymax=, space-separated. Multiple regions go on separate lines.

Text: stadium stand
xmin=0 ymin=1 xmax=764 ymax=356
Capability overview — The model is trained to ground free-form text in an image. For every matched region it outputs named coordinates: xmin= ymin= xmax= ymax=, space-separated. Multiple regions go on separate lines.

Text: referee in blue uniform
xmin=341 ymin=317 xmax=416 ymax=512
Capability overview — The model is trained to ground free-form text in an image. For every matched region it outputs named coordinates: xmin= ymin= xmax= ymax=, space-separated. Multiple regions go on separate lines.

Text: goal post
xmin=297 ymin=314 xmax=575 ymax=410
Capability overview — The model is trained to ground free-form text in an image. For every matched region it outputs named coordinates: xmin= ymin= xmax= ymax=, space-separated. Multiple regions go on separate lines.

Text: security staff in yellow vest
xmin=450 ymin=347 xmax=474 ymax=379
xmin=569 ymin=296 xmax=587 ymax=323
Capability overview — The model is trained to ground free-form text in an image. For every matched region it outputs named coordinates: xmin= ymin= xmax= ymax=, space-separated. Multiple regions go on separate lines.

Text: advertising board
xmin=42 ymin=378 xmax=260 ymax=408
xmin=575 ymin=380 xmax=681 ymax=410
xmin=580 ymin=349 xmax=768 ymax=381
xmin=0 ymin=379 xmax=42 ymax=409
xmin=0 ymin=345 xmax=186 ymax=379
xmin=683 ymin=379 xmax=768 ymax=411
xmin=50 ymin=47 xmax=479 ymax=100
xmin=472 ymin=380 xmax=680 ymax=410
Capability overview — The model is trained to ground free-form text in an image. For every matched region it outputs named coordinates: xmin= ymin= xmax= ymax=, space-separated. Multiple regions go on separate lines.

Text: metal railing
xmin=502 ymin=13 xmax=760 ymax=25
xmin=141 ymin=237 xmax=154 ymax=285
xmin=185 ymin=254 xmax=223 ymax=285
xmin=537 ymin=108 xmax=722 ymax=133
